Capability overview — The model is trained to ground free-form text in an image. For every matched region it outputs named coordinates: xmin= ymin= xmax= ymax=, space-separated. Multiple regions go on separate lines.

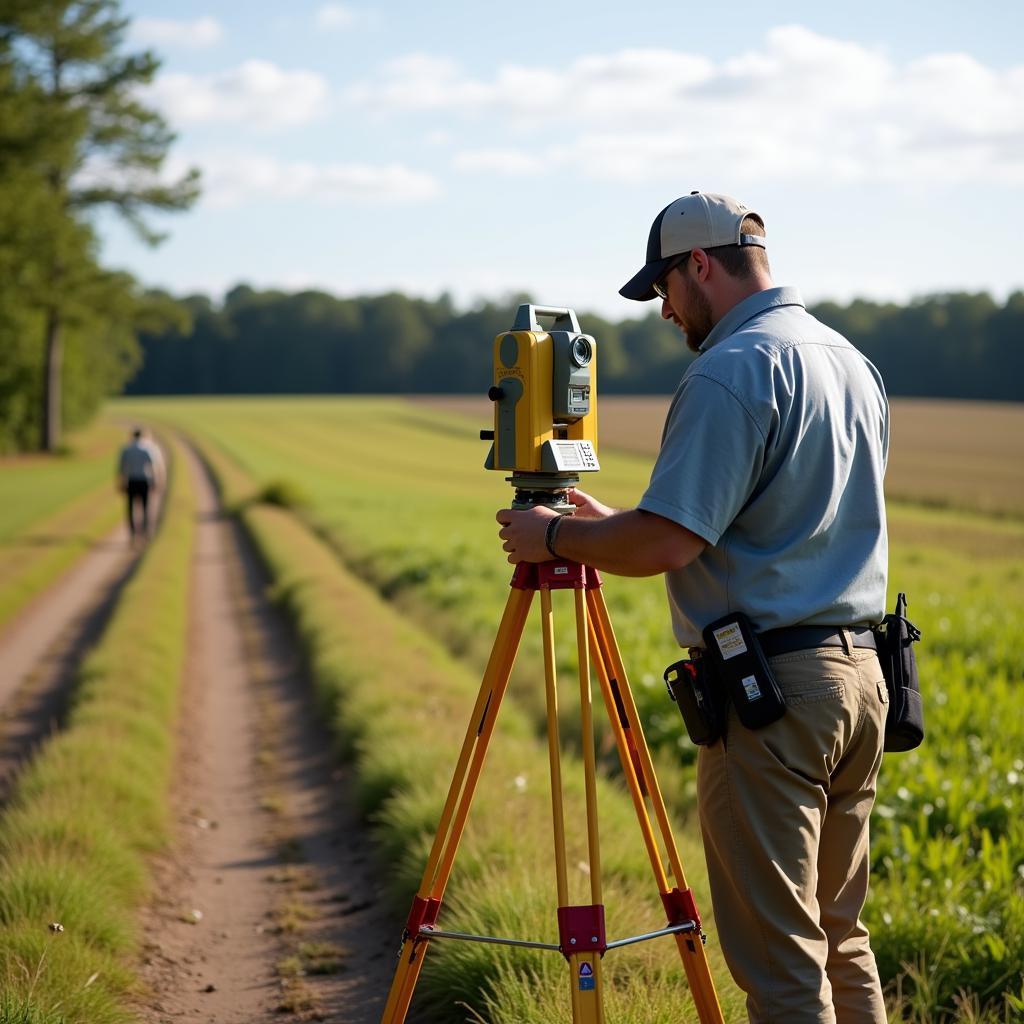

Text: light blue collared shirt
xmin=638 ymin=286 xmax=889 ymax=646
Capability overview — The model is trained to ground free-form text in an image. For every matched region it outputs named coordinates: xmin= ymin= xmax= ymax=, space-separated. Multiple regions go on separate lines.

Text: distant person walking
xmin=117 ymin=427 xmax=164 ymax=542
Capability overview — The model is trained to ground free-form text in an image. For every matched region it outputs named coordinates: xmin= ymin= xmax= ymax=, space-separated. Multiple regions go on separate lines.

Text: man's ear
xmin=690 ymin=247 xmax=711 ymax=281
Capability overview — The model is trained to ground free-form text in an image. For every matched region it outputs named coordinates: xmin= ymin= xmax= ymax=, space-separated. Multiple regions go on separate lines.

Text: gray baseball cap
xmin=619 ymin=191 xmax=765 ymax=301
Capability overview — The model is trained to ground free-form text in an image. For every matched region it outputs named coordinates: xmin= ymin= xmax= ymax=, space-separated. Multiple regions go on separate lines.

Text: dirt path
xmin=138 ymin=442 xmax=394 ymax=1022
xmin=0 ymin=490 xmax=161 ymax=800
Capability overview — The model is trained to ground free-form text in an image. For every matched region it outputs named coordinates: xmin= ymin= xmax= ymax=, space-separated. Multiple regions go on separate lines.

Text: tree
xmin=0 ymin=0 xmax=199 ymax=449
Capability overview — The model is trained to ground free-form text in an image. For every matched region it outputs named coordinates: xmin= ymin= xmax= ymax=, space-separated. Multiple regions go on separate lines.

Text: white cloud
xmin=346 ymin=26 xmax=1024 ymax=186
xmin=315 ymin=3 xmax=357 ymax=30
xmin=131 ymin=16 xmax=223 ymax=49
xmin=453 ymin=149 xmax=546 ymax=175
xmin=147 ymin=61 xmax=329 ymax=129
xmin=190 ymin=152 xmax=439 ymax=206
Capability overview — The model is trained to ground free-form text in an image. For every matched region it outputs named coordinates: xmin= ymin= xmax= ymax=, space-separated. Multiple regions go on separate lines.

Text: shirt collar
xmin=698 ymin=286 xmax=805 ymax=354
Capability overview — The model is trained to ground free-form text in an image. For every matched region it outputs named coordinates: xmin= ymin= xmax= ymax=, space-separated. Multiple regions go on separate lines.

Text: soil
xmin=136 ymin=443 xmax=395 ymax=1022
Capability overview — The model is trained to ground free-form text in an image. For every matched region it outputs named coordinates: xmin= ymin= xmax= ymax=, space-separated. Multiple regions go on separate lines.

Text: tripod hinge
xmin=557 ymin=904 xmax=607 ymax=958
xmin=404 ymin=896 xmax=442 ymax=942
xmin=661 ymin=887 xmax=701 ymax=929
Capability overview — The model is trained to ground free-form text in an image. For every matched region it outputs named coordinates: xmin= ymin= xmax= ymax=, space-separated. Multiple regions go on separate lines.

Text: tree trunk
xmin=42 ymin=307 xmax=62 ymax=451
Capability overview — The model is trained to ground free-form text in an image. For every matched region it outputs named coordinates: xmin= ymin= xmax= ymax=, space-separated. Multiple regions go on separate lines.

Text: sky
xmin=99 ymin=0 xmax=1024 ymax=320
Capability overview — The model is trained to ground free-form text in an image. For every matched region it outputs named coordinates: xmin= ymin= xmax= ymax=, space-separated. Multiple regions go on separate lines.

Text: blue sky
xmin=100 ymin=1 xmax=1024 ymax=319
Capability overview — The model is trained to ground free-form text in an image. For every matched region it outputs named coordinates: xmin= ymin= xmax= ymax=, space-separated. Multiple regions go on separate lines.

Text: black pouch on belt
xmin=664 ymin=654 xmax=725 ymax=746
xmin=874 ymin=592 xmax=924 ymax=752
xmin=702 ymin=611 xmax=786 ymax=729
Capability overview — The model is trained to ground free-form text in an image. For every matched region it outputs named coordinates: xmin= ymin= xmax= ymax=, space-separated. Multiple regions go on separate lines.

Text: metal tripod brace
xmin=381 ymin=559 xmax=724 ymax=1023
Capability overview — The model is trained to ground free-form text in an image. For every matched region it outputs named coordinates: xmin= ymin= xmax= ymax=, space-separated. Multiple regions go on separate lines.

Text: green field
xmin=0 ymin=419 xmax=125 ymax=628
xmin=111 ymin=394 xmax=1024 ymax=1021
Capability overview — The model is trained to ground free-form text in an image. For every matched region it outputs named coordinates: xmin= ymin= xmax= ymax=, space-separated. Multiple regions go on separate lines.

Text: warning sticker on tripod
xmin=578 ymin=961 xmax=595 ymax=991
xmin=712 ymin=622 xmax=747 ymax=659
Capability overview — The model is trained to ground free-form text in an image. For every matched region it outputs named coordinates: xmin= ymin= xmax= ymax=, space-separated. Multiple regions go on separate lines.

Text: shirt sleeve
xmin=637 ymin=373 xmax=766 ymax=546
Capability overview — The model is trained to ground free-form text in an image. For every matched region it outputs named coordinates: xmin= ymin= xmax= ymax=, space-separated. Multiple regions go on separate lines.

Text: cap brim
xmin=619 ymin=254 xmax=676 ymax=302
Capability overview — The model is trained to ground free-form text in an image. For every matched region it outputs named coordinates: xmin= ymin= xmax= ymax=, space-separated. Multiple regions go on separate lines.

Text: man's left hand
xmin=496 ymin=505 xmax=559 ymax=564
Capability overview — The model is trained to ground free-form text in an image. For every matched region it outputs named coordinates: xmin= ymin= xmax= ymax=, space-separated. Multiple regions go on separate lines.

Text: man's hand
xmin=566 ymin=487 xmax=615 ymax=519
xmin=497 ymin=492 xmax=707 ymax=575
xmin=496 ymin=505 xmax=559 ymax=564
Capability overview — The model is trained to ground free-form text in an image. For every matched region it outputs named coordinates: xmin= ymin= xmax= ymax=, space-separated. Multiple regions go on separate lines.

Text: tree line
xmin=124 ymin=285 xmax=1024 ymax=402
xmin=0 ymin=0 xmax=196 ymax=454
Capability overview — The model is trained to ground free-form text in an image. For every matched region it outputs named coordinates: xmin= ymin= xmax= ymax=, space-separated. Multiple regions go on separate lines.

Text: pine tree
xmin=0 ymin=0 xmax=199 ymax=449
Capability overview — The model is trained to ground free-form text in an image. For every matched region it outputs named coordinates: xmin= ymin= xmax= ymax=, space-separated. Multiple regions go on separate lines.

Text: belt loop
xmin=839 ymin=627 xmax=853 ymax=655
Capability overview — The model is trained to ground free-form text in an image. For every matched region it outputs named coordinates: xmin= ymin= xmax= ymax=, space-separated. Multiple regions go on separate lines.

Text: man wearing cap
xmin=497 ymin=192 xmax=890 ymax=1023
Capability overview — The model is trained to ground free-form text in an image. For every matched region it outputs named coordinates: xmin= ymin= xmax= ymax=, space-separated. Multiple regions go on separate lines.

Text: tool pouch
xmin=874 ymin=592 xmax=924 ymax=752
xmin=701 ymin=612 xmax=786 ymax=730
xmin=664 ymin=654 xmax=725 ymax=746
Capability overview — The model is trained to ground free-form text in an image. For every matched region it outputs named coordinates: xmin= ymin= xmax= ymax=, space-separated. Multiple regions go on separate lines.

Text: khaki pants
xmin=697 ymin=642 xmax=888 ymax=1024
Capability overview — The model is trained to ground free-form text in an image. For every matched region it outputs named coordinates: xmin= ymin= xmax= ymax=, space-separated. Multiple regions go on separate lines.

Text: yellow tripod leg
xmin=381 ymin=584 xmax=534 ymax=1024
xmin=586 ymin=585 xmax=725 ymax=1024
xmin=540 ymin=587 xmax=605 ymax=1024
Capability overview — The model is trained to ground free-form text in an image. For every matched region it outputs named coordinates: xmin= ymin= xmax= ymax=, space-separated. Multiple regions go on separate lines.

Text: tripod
xmin=381 ymin=557 xmax=724 ymax=1023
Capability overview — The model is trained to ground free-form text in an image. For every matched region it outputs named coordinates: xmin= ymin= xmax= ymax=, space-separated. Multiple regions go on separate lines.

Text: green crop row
xmin=0 ymin=436 xmax=195 ymax=1024
xmin=118 ymin=396 xmax=1024 ymax=1020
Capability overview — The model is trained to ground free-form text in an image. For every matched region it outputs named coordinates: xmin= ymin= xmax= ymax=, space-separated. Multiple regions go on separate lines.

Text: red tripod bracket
xmin=404 ymin=896 xmax=442 ymax=942
xmin=557 ymin=904 xmax=607 ymax=958
xmin=660 ymin=886 xmax=701 ymax=929
xmin=511 ymin=560 xmax=586 ymax=591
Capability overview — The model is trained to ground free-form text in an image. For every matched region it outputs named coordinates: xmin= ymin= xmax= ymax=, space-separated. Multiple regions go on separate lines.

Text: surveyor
xmin=116 ymin=426 xmax=164 ymax=542
xmin=496 ymin=191 xmax=890 ymax=1023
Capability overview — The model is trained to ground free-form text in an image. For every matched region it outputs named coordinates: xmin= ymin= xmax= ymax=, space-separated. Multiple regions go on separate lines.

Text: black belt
xmin=757 ymin=625 xmax=876 ymax=658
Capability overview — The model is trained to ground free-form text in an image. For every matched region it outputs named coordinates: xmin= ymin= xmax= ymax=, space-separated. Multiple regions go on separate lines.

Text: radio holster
xmin=874 ymin=592 xmax=924 ymax=752
xmin=664 ymin=651 xmax=727 ymax=746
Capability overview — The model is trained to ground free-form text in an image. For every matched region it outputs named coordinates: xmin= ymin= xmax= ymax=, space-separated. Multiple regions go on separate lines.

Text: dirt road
xmin=138 ymin=442 xmax=394 ymax=1022
xmin=0 ymin=490 xmax=155 ymax=799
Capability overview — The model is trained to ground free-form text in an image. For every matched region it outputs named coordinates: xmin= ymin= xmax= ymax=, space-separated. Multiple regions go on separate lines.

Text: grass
xmin=154 ymin=419 xmax=742 ymax=1019
xmin=231 ymin=498 xmax=743 ymax=1021
xmin=0 ymin=436 xmax=195 ymax=1024
xmin=116 ymin=395 xmax=1024 ymax=1021
xmin=0 ymin=418 xmax=125 ymax=630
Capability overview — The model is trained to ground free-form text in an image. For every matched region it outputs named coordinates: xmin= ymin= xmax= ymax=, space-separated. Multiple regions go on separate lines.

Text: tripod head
xmin=481 ymin=304 xmax=600 ymax=510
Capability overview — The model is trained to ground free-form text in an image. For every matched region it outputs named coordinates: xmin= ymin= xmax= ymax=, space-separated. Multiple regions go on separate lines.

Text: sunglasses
xmin=653 ymin=253 xmax=689 ymax=300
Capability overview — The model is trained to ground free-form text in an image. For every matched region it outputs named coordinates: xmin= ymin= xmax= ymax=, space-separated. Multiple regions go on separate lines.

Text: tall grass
xmin=236 ymin=499 xmax=744 ymax=1021
xmin=0 ymin=438 xmax=195 ymax=1024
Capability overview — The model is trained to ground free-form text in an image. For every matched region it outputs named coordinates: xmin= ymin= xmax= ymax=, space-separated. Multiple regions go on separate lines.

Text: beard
xmin=680 ymin=273 xmax=716 ymax=353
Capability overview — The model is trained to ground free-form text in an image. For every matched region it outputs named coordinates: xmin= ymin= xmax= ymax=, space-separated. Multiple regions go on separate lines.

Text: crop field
xmin=108 ymin=394 xmax=1024 ymax=1022
xmin=1 ymin=395 xmax=1019 ymax=1021
xmin=415 ymin=395 xmax=1024 ymax=520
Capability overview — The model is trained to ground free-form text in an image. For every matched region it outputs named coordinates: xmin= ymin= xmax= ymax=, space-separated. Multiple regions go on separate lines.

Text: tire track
xmin=139 ymin=441 xmax=392 ymax=1022
xmin=0 ymin=480 xmax=163 ymax=802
